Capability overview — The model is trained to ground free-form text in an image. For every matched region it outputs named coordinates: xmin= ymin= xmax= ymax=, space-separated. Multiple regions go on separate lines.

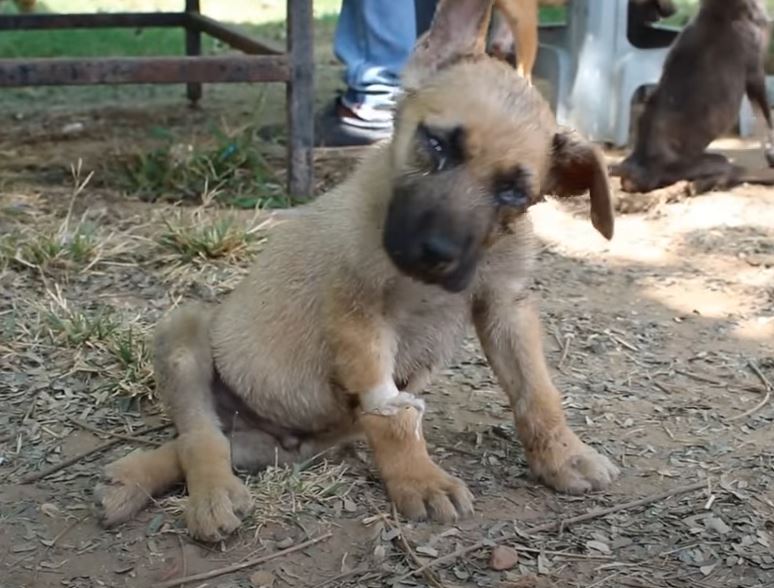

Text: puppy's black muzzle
xmin=382 ymin=174 xmax=486 ymax=293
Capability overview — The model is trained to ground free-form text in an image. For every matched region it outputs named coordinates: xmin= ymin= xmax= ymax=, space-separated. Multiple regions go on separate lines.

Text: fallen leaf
xmin=704 ymin=516 xmax=731 ymax=535
xmin=416 ymin=544 xmax=439 ymax=557
xmin=146 ymin=513 xmax=165 ymax=535
xmin=372 ymin=544 xmax=386 ymax=562
xmin=586 ymin=540 xmax=611 ymax=554
xmin=381 ymin=527 xmax=400 ymax=542
xmin=114 ymin=565 xmax=134 ymax=575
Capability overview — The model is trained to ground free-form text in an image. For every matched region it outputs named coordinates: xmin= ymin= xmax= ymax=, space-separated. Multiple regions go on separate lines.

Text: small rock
xmin=490 ymin=545 xmax=520 ymax=571
xmin=40 ymin=503 xmax=60 ymax=518
xmin=249 ymin=570 xmax=275 ymax=587
xmin=61 ymin=122 xmax=84 ymax=135
xmin=276 ymin=537 xmax=294 ymax=549
xmin=342 ymin=498 xmax=357 ymax=512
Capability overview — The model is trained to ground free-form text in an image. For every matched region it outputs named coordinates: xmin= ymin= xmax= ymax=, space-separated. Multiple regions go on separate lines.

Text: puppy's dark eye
xmin=417 ymin=124 xmax=465 ymax=172
xmin=495 ymin=183 xmax=529 ymax=208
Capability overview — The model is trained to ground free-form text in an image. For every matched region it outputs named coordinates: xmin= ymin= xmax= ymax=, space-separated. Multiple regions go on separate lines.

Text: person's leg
xmin=260 ymin=0 xmax=439 ymax=147
xmin=335 ymin=0 xmax=413 ymax=125
xmin=317 ymin=0 xmax=438 ymax=146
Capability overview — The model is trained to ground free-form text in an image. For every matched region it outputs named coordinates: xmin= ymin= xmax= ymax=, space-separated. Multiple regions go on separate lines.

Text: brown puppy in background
xmin=0 ymin=0 xmax=36 ymax=12
xmin=97 ymin=0 xmax=619 ymax=542
xmin=488 ymin=0 xmax=676 ymax=82
xmin=613 ymin=0 xmax=774 ymax=193
xmin=488 ymin=0 xmax=677 ymax=81
xmin=489 ymin=0 xmax=566 ymax=82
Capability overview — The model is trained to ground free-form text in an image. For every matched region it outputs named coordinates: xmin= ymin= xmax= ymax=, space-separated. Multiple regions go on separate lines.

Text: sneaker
xmin=259 ymin=97 xmax=393 ymax=148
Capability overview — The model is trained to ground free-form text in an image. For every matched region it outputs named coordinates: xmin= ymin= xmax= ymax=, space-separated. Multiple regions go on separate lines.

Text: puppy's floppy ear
xmin=403 ymin=0 xmax=495 ymax=91
xmin=543 ymin=129 xmax=615 ymax=240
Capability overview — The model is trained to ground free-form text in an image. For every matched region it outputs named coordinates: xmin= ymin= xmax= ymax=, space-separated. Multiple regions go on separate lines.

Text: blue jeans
xmin=334 ymin=0 xmax=437 ymax=128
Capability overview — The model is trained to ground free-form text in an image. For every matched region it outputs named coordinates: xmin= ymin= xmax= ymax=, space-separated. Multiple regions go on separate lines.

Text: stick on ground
xmin=398 ymin=479 xmax=709 ymax=581
xmin=19 ymin=422 xmax=171 ymax=484
xmin=67 ymin=417 xmax=165 ymax=447
xmin=748 ymin=360 xmax=773 ymax=391
xmin=152 ymin=532 xmax=333 ymax=588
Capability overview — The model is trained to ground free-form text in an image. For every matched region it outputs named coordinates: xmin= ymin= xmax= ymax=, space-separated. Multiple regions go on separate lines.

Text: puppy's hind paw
xmin=94 ymin=468 xmax=153 ymax=528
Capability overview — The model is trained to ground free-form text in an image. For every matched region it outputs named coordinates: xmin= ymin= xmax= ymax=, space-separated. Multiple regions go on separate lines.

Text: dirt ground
xmin=1 ymin=83 xmax=774 ymax=588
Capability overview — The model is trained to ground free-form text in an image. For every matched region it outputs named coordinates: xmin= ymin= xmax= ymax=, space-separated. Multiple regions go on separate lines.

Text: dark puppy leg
xmin=681 ymin=153 xmax=743 ymax=193
xmin=745 ymin=74 xmax=774 ymax=167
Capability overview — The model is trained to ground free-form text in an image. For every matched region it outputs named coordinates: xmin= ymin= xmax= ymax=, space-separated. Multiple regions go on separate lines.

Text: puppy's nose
xmin=420 ymin=235 xmax=460 ymax=266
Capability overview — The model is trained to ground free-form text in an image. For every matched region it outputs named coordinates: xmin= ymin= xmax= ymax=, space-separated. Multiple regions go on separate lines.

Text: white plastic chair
xmin=534 ymin=0 xmax=756 ymax=146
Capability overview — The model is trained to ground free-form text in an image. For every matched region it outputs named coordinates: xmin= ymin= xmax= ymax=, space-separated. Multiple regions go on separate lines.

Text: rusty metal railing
xmin=0 ymin=0 xmax=315 ymax=201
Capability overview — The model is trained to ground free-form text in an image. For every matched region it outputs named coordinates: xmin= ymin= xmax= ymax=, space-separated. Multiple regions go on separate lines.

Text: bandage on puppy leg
xmin=360 ymin=379 xmax=426 ymax=416
xmin=360 ymin=379 xmax=426 ymax=439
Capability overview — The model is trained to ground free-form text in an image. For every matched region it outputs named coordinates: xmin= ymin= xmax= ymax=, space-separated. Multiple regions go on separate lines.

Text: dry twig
xmin=389 ymin=504 xmax=444 ymax=588
xmin=313 ymin=565 xmax=371 ymax=588
xmin=398 ymin=479 xmax=709 ymax=581
xmin=728 ymin=391 xmax=771 ymax=421
xmin=674 ymin=369 xmax=723 ymax=386
xmin=748 ymin=360 xmax=773 ymax=391
xmin=728 ymin=361 xmax=772 ymax=421
xmin=67 ymin=417 xmax=165 ymax=447
xmin=152 ymin=532 xmax=333 ymax=588
xmin=19 ymin=422 xmax=171 ymax=484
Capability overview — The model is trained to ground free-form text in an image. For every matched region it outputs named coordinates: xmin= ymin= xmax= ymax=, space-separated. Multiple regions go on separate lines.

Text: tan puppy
xmin=489 ymin=0 xmax=566 ymax=82
xmin=97 ymin=0 xmax=619 ymax=542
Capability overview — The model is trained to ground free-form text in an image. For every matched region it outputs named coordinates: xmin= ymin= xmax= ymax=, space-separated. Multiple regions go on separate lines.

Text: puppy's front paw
xmin=527 ymin=428 xmax=619 ymax=494
xmin=185 ymin=474 xmax=252 ymax=542
xmin=384 ymin=462 xmax=474 ymax=523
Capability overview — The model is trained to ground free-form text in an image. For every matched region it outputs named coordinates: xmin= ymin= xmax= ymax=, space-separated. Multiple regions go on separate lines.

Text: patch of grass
xmin=246 ymin=459 xmax=352 ymax=525
xmin=157 ymin=211 xmax=262 ymax=263
xmin=38 ymin=290 xmax=155 ymax=399
xmin=125 ymin=124 xmax=287 ymax=208
xmin=0 ymin=164 xmax=119 ymax=274
xmin=1 ymin=220 xmax=102 ymax=273
xmin=44 ymin=303 xmax=120 ymax=346
xmin=103 ymin=324 xmax=154 ymax=398
xmin=161 ymin=455 xmax=355 ymax=530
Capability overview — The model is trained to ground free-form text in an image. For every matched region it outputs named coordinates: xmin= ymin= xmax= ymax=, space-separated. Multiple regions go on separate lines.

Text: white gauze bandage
xmin=361 ymin=380 xmax=426 ymax=439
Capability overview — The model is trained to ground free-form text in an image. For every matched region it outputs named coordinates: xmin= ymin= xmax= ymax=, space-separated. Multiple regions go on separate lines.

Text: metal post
xmin=185 ymin=0 xmax=202 ymax=105
xmin=286 ymin=0 xmax=315 ymax=202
